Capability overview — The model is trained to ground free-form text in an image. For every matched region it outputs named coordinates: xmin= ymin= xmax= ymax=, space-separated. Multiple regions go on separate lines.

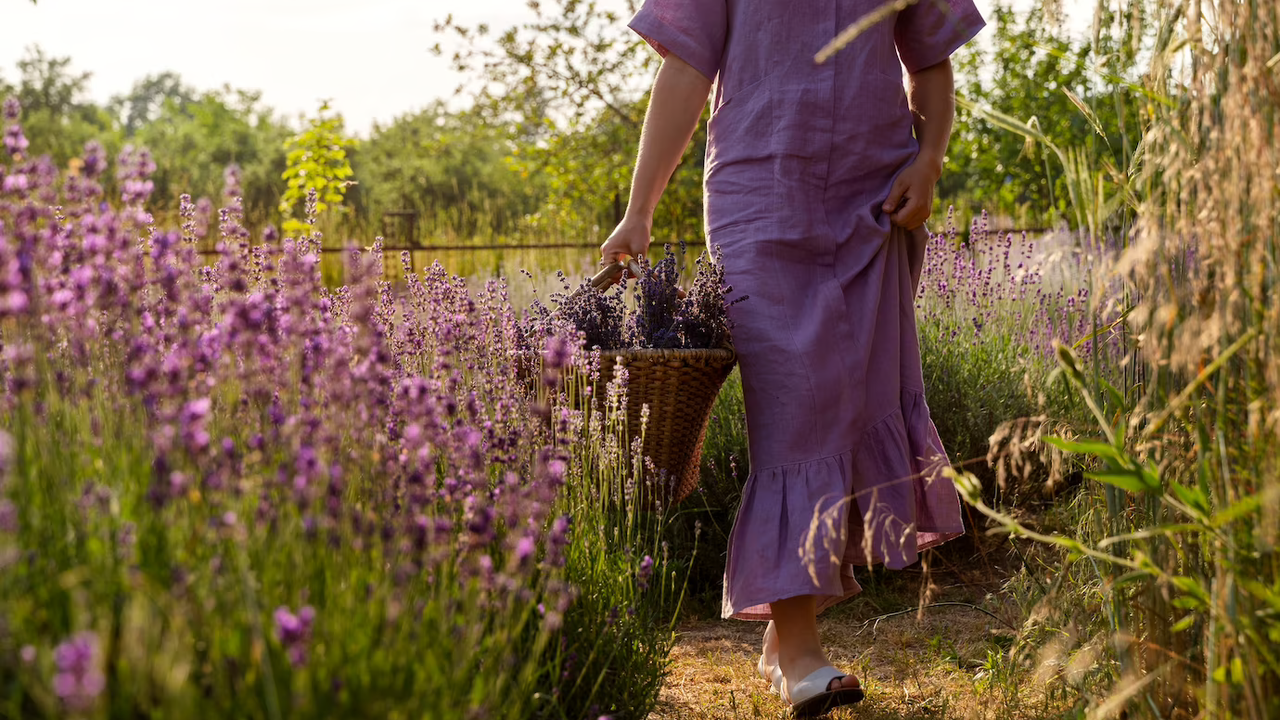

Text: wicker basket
xmin=588 ymin=345 xmax=737 ymax=506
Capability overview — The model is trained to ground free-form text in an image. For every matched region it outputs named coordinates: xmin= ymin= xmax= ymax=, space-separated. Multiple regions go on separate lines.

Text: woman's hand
xmin=882 ymin=157 xmax=941 ymax=230
xmin=599 ymin=215 xmax=653 ymax=274
xmin=886 ymin=57 xmax=955 ymax=231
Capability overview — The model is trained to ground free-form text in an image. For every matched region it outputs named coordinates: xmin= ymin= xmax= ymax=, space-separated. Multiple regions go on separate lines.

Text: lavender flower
xmin=637 ymin=555 xmax=655 ymax=591
xmin=273 ymin=605 xmax=316 ymax=668
xmin=4 ymin=124 xmax=29 ymax=158
xmin=222 ymin=164 xmax=242 ymax=204
xmin=0 ymin=429 xmax=13 ymax=480
xmin=542 ymin=334 xmax=574 ymax=371
xmin=524 ymin=243 xmax=742 ymax=353
xmin=0 ymin=499 xmax=16 ymax=533
xmin=52 ymin=633 xmax=106 ymax=711
xmin=81 ymin=141 xmax=107 ymax=179
xmin=115 ymin=146 xmax=156 ymax=206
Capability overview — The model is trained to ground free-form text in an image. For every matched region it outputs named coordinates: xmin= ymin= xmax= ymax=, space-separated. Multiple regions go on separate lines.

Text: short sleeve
xmin=628 ymin=0 xmax=728 ymax=83
xmin=894 ymin=0 xmax=985 ymax=74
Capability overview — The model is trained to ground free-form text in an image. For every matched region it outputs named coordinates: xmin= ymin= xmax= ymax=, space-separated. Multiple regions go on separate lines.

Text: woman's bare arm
xmin=600 ymin=55 xmax=712 ymax=264
xmin=882 ymin=58 xmax=955 ymax=229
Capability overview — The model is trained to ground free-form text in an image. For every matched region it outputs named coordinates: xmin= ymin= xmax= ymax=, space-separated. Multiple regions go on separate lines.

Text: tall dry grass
xmin=949 ymin=1 xmax=1280 ymax=717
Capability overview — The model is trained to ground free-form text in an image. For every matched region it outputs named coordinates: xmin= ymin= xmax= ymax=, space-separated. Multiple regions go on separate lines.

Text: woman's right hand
xmin=599 ymin=215 xmax=653 ymax=267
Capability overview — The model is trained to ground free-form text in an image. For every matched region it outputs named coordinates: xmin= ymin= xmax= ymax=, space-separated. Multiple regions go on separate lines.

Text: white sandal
xmin=783 ymin=665 xmax=865 ymax=718
xmin=760 ymin=621 xmax=864 ymax=716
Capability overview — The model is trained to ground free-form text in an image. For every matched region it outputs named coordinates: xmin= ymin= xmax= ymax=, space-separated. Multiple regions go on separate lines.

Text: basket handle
xmin=590 ymin=258 xmax=688 ymax=299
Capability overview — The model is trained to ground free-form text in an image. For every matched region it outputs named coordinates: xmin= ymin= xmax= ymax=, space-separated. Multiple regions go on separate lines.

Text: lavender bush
xmin=915 ymin=209 xmax=1127 ymax=494
xmin=0 ymin=102 xmax=678 ymax=719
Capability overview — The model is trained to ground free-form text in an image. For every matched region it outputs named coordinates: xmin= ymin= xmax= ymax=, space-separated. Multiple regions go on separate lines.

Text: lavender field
xmin=0 ymin=98 xmax=684 ymax=718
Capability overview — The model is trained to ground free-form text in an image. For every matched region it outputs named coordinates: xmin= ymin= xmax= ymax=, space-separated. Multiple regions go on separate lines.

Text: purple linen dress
xmin=630 ymin=0 xmax=985 ymax=621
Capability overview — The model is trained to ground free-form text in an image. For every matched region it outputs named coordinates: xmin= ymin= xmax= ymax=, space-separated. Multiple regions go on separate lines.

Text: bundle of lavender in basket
xmin=523 ymin=243 xmax=744 ymax=353
xmin=521 ymin=243 xmax=746 ymax=506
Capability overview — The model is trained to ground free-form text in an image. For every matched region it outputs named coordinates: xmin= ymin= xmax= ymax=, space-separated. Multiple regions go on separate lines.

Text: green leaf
xmin=1172 ymin=596 xmax=1205 ymax=611
xmin=1044 ymin=436 xmax=1122 ymax=460
xmin=1212 ymin=495 xmax=1262 ymax=528
xmin=1239 ymin=579 xmax=1280 ymax=613
xmin=1085 ymin=469 xmax=1155 ymax=494
xmin=1170 ymin=575 xmax=1209 ymax=602
xmin=1169 ymin=481 xmax=1210 ymax=515
xmin=1171 ymin=614 xmax=1197 ymax=633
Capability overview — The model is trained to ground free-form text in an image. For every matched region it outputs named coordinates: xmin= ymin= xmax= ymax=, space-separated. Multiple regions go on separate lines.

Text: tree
xmin=111 ymin=71 xmax=196 ymax=136
xmin=434 ymin=0 xmax=705 ymax=242
xmin=131 ymin=84 xmax=289 ymax=228
xmin=279 ymin=101 xmax=357 ymax=238
xmin=352 ymin=102 xmax=536 ymax=241
xmin=2 ymin=46 xmax=119 ymax=168
xmin=943 ymin=4 xmax=1142 ymax=232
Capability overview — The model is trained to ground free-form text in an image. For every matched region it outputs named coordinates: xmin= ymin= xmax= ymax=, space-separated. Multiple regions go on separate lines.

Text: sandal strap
xmin=786 ymin=665 xmax=847 ymax=705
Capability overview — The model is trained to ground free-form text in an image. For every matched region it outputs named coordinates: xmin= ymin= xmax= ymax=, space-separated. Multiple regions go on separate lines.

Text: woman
xmin=600 ymin=0 xmax=985 ymax=715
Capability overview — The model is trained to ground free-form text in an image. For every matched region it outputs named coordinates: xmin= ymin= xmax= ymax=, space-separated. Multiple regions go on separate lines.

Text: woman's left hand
xmin=881 ymin=158 xmax=941 ymax=230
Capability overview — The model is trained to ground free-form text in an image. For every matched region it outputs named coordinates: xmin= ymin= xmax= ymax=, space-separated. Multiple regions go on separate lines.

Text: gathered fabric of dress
xmin=629 ymin=0 xmax=986 ymax=621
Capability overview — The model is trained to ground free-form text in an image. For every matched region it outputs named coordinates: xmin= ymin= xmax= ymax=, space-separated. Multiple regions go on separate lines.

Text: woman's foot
xmin=758 ymin=620 xmax=781 ymax=688
xmin=767 ymin=595 xmax=863 ymax=716
xmin=776 ymin=649 xmax=861 ymax=704
xmin=778 ymin=661 xmax=864 ymax=718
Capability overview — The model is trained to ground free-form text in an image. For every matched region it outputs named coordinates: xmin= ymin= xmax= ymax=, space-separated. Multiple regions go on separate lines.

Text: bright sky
xmin=3 ymin=0 xmax=1081 ymax=137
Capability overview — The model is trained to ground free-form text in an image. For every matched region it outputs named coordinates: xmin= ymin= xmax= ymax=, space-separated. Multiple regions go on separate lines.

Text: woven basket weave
xmin=588 ymin=345 xmax=737 ymax=506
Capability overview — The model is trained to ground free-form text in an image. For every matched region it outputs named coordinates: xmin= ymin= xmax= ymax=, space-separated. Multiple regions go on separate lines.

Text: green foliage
xmin=668 ymin=369 xmax=748 ymax=618
xmin=351 ymin=102 xmax=536 ymax=242
xmin=1 ymin=47 xmax=120 ymax=169
xmin=537 ymin=363 xmax=689 ymax=718
xmin=945 ymin=4 xmax=1141 ymax=233
xmin=110 ymin=71 xmax=195 ymax=136
xmin=434 ymin=0 xmax=705 ymax=242
xmin=280 ymin=102 xmax=356 ymax=239
xmin=126 ymin=80 xmax=289 ymax=228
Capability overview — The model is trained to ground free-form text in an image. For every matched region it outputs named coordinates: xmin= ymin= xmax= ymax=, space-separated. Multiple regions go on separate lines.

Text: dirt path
xmin=650 ymin=547 xmax=1066 ymax=720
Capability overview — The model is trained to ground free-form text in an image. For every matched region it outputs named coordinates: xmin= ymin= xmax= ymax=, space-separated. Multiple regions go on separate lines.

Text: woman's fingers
xmin=599 ymin=222 xmax=651 ymax=265
xmin=891 ymin=195 xmax=926 ymax=229
xmin=882 ymin=176 xmax=909 ymax=215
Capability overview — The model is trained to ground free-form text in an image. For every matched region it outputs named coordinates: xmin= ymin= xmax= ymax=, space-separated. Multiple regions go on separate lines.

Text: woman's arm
xmin=600 ymin=54 xmax=713 ymax=264
xmin=882 ymin=57 xmax=955 ymax=230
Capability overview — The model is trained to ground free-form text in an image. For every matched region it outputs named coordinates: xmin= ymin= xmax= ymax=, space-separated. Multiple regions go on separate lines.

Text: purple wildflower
xmin=116 ymin=146 xmax=156 ymax=206
xmin=0 ymin=499 xmax=16 ymax=533
xmin=223 ymin=164 xmax=242 ymax=204
xmin=81 ymin=141 xmax=107 ymax=179
xmin=52 ymin=633 xmax=106 ymax=711
xmin=179 ymin=397 xmax=212 ymax=454
xmin=4 ymin=124 xmax=29 ymax=158
xmin=273 ymin=605 xmax=316 ymax=668
xmin=0 ymin=429 xmax=13 ymax=479
xmin=542 ymin=334 xmax=574 ymax=371
xmin=637 ymin=555 xmax=655 ymax=591
xmin=515 ymin=535 xmax=536 ymax=567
